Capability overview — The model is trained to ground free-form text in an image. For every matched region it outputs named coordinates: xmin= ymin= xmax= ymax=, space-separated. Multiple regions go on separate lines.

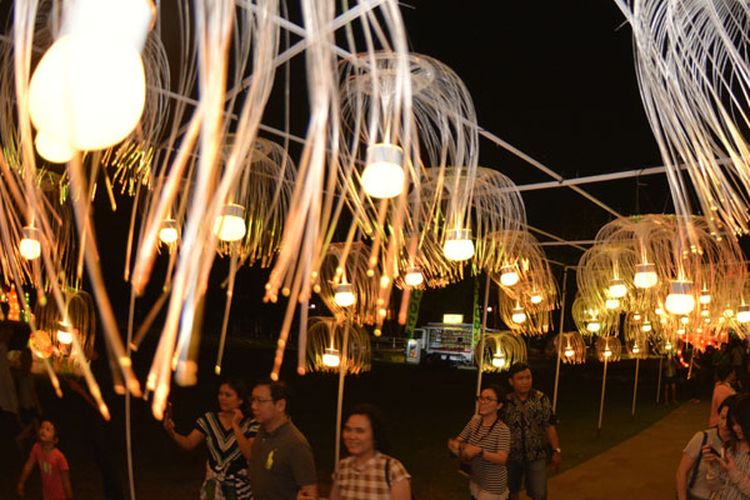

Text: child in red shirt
xmin=17 ymin=419 xmax=73 ymax=499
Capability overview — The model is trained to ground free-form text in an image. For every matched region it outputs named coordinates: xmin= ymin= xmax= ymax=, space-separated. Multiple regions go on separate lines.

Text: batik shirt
xmin=195 ymin=412 xmax=259 ymax=499
xmin=503 ymin=390 xmax=558 ymax=463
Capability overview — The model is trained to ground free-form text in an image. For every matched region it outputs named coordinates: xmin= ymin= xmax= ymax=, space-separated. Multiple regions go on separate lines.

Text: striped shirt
xmin=333 ymin=452 xmax=410 ymax=500
xmin=195 ymin=412 xmax=259 ymax=499
xmin=459 ymin=415 xmax=511 ymax=495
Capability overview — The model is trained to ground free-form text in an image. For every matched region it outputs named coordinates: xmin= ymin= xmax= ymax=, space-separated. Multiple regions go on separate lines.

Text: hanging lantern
xmin=19 ymin=226 xmax=42 ymax=260
xmin=361 ymin=143 xmax=405 ymax=199
xmin=499 ymin=265 xmax=520 ymax=287
xmin=632 ymin=343 xmax=641 ymax=355
xmin=699 ymin=288 xmax=712 ymax=305
xmin=213 ymin=203 xmax=247 ymax=242
xmin=530 ymin=291 xmax=543 ymax=304
xmin=159 ymin=218 xmax=179 ymax=245
xmin=605 ymin=298 xmax=620 ymax=310
xmin=333 ymin=283 xmax=356 ymax=308
xmin=511 ymin=304 xmax=527 ymax=324
xmin=322 ymin=347 xmax=341 ymax=368
xmin=665 ymin=280 xmax=695 ymax=315
xmin=28 ymin=0 xmax=153 ymax=154
xmin=633 ymin=263 xmax=658 ymax=289
xmin=442 ymin=228 xmax=474 ymax=261
xmin=564 ymin=345 xmax=575 ymax=358
xmin=641 ymin=321 xmax=652 ymax=333
xmin=35 ymin=131 xmax=75 ymax=163
xmin=737 ymin=304 xmax=750 ymax=323
xmin=608 ymin=278 xmax=627 ymax=298
xmin=491 ymin=351 xmax=507 ymax=369
xmin=404 ymin=267 xmax=424 ymax=287
xmin=586 ymin=320 xmax=601 ymax=333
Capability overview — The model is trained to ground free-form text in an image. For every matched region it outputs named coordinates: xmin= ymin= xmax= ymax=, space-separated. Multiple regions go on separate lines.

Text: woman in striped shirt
xmin=448 ymin=384 xmax=511 ymax=500
xmin=165 ymin=377 xmax=259 ymax=499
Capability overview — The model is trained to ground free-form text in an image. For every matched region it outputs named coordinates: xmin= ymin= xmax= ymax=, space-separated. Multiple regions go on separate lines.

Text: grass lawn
xmin=0 ymin=342 xmax=679 ymax=499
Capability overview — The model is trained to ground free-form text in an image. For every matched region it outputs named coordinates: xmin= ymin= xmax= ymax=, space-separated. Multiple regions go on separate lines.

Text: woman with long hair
xmin=705 ymin=393 xmax=750 ymax=499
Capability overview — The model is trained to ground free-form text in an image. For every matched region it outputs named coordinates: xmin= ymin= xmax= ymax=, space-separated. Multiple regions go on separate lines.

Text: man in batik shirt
xmin=503 ymin=362 xmax=561 ymax=500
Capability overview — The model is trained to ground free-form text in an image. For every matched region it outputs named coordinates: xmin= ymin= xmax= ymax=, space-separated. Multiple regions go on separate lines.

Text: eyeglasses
xmin=476 ymin=396 xmax=498 ymax=403
xmin=250 ymin=397 xmax=274 ymax=404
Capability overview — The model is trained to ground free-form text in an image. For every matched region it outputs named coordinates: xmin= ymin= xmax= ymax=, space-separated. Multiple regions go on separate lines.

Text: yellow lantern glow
xmin=738 ymin=304 xmax=750 ymax=323
xmin=511 ymin=305 xmax=527 ymax=324
xmin=633 ymin=262 xmax=658 ymax=289
xmin=322 ymin=347 xmax=341 ymax=367
xmin=443 ymin=228 xmax=474 ymax=261
xmin=35 ymin=131 xmax=75 ymax=163
xmin=29 ymin=0 xmax=152 ymax=153
xmin=334 ymin=283 xmax=356 ymax=307
xmin=213 ymin=203 xmax=247 ymax=242
xmin=361 ymin=143 xmax=405 ymax=199
xmin=500 ymin=265 xmax=520 ymax=287
xmin=665 ymin=280 xmax=695 ymax=315
xmin=19 ymin=226 xmax=42 ymax=260
xmin=608 ymin=279 xmax=627 ymax=298
xmin=159 ymin=219 xmax=179 ymax=245
xmin=404 ymin=267 xmax=424 ymax=287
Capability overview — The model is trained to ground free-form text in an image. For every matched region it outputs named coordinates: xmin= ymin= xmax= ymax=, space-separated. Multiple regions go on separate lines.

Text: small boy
xmin=17 ymin=418 xmax=73 ymax=499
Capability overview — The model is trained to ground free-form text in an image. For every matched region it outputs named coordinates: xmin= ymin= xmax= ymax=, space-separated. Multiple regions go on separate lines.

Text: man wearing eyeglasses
xmin=503 ymin=362 xmax=560 ymax=500
xmin=248 ymin=380 xmax=318 ymax=500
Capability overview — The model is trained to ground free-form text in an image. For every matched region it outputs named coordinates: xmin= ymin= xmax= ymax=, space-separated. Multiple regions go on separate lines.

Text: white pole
xmin=656 ymin=356 xmax=664 ymax=404
xmin=475 ymin=276 xmax=491 ymax=413
xmin=334 ymin=320 xmax=350 ymax=471
xmin=631 ymin=357 xmax=640 ymax=416
xmin=598 ymin=356 xmax=609 ymax=432
xmin=552 ymin=268 xmax=570 ymax=413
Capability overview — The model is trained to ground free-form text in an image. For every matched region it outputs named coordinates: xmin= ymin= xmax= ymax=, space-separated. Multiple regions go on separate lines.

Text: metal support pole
xmin=631 ymin=357 xmax=640 ymax=417
xmin=334 ymin=320 xmax=350 ymax=471
xmin=656 ymin=356 xmax=664 ymax=404
xmin=598 ymin=357 xmax=609 ymax=432
xmin=552 ymin=267 xmax=570 ymax=413
xmin=475 ymin=276 xmax=492 ymax=413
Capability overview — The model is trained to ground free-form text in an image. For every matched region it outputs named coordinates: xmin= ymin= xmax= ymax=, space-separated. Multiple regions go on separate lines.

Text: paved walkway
xmin=544 ymin=401 xmax=708 ymax=500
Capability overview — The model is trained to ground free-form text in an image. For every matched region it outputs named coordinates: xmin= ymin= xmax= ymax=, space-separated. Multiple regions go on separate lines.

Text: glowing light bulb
xmin=511 ymin=305 xmax=527 ymax=324
xmin=35 ymin=131 xmax=75 ymax=163
xmin=641 ymin=322 xmax=652 ymax=333
xmin=633 ymin=313 xmax=642 ymax=321
xmin=361 ymin=143 xmax=405 ymax=199
xmin=680 ymin=316 xmax=689 ymax=325
xmin=19 ymin=226 xmax=42 ymax=260
xmin=699 ymin=289 xmax=712 ymax=305
xmin=213 ymin=203 xmax=247 ymax=242
xmin=530 ymin=292 xmax=543 ymax=304
xmin=334 ymin=283 xmax=356 ymax=307
xmin=632 ymin=344 xmax=640 ymax=354
xmin=655 ymin=307 xmax=665 ymax=316
xmin=404 ymin=267 xmax=424 ymax=287
xmin=665 ymin=341 xmax=673 ymax=351
xmin=29 ymin=0 xmax=153 ymax=153
xmin=605 ymin=298 xmax=620 ymax=310
xmin=677 ymin=328 xmax=686 ymax=336
xmin=586 ymin=320 xmax=601 ymax=333
xmin=738 ymin=304 xmax=750 ymax=324
xmin=491 ymin=352 xmax=507 ymax=368
xmin=159 ymin=218 xmax=179 ymax=244
xmin=442 ymin=228 xmax=474 ymax=262
xmin=564 ymin=346 xmax=575 ymax=358
xmin=603 ymin=347 xmax=612 ymax=358
xmin=608 ymin=279 xmax=627 ymax=298
xmin=633 ymin=262 xmax=658 ymax=289
xmin=57 ymin=321 xmax=74 ymax=345
xmin=665 ymin=280 xmax=695 ymax=315
xmin=500 ymin=265 xmax=520 ymax=287
xmin=724 ymin=307 xmax=735 ymax=318
xmin=322 ymin=347 xmax=341 ymax=368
